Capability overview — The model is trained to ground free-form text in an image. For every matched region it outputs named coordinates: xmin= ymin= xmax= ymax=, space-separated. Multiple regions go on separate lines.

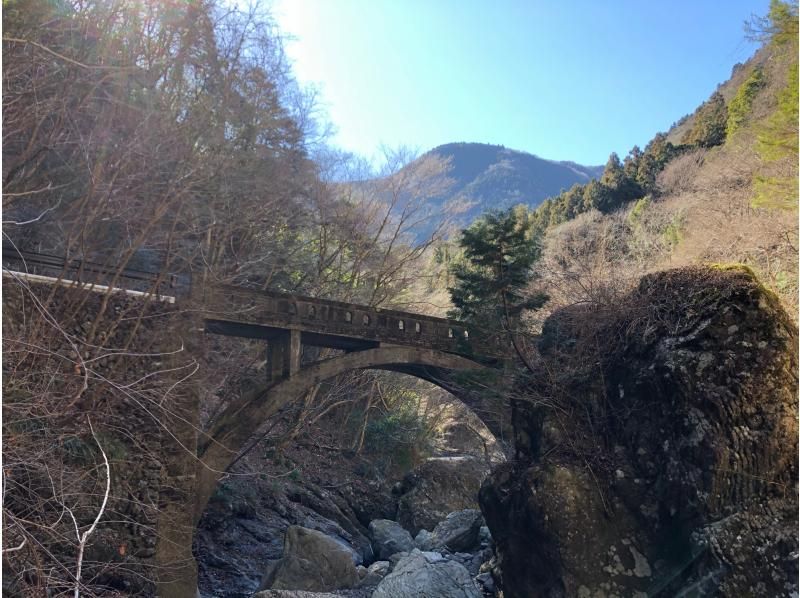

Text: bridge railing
xmin=2 ymin=245 xmax=507 ymax=359
xmin=196 ymin=283 xmax=507 ymax=359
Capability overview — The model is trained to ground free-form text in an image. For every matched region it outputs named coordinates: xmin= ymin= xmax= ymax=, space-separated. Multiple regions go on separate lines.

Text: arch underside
xmin=194 ymin=346 xmax=495 ymax=521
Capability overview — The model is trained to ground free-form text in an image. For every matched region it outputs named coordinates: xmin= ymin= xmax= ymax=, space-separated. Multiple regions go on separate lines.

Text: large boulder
xmin=260 ymin=526 xmax=359 ymax=592
xmin=368 ymin=519 xmax=415 ymax=560
xmin=372 ymin=549 xmax=482 ymax=598
xmin=480 ymin=267 xmax=798 ymax=597
xmin=396 ymin=456 xmax=490 ymax=535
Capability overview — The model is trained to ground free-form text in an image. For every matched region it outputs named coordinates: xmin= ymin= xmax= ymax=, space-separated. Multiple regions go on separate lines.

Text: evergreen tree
xmin=448 ymin=207 xmax=547 ymax=335
xmin=583 ymin=179 xmax=616 ymax=213
xmin=683 ymin=91 xmax=728 ymax=148
xmin=601 ymin=152 xmax=642 ymax=204
xmin=749 ymin=0 xmax=798 ymax=209
xmin=727 ymin=67 xmax=766 ymax=137
xmin=623 ymin=145 xmax=643 ymax=181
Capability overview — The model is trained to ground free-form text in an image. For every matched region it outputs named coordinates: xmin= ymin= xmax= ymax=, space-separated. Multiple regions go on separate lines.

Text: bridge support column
xmin=268 ymin=329 xmax=301 ymax=381
xmin=155 ymin=318 xmax=201 ymax=598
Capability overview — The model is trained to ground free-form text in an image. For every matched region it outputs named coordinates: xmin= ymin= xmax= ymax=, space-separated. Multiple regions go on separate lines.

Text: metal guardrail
xmin=2 ymin=244 xmax=182 ymax=294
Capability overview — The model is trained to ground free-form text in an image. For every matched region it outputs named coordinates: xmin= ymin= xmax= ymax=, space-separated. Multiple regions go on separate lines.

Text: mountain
xmin=424 ymin=142 xmax=603 ymax=225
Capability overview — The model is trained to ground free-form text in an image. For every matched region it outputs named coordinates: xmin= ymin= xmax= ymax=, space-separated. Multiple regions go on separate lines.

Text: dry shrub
xmin=537 ymin=123 xmax=797 ymax=328
xmin=538 ymin=211 xmax=632 ymax=305
xmin=2 ymin=279 xmax=195 ymax=596
xmin=656 ymin=147 xmax=707 ymax=196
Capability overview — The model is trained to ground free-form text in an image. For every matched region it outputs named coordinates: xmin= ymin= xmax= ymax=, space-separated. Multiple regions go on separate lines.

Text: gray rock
xmin=369 ymin=519 xmax=415 ymax=560
xmin=479 ymin=525 xmax=492 ymax=545
xmin=397 ymin=457 xmax=490 ymax=535
xmin=300 ymin=514 xmax=369 ymax=565
xmin=357 ymin=560 xmax=391 ymax=588
xmin=372 ymin=550 xmax=482 ymax=598
xmin=428 ymin=509 xmax=484 ymax=553
xmin=420 ymin=550 xmax=446 ymax=563
xmin=414 ymin=529 xmax=435 ymax=551
xmin=389 ymin=551 xmax=410 ymax=567
xmin=476 ymin=572 xmax=495 ymax=592
xmin=480 ymin=267 xmax=800 ymax=597
xmin=260 ymin=526 xmax=359 ymax=592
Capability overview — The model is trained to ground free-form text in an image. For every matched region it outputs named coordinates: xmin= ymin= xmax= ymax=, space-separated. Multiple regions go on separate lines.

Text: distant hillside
xmin=425 ymin=143 xmax=602 ymax=223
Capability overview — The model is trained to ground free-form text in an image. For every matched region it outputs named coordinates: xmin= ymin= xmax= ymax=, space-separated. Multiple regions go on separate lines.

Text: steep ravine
xmin=195 ymin=266 xmax=798 ymax=598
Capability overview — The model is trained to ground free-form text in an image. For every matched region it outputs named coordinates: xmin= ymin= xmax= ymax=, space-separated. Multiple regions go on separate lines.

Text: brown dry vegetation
xmin=533 ymin=43 xmax=798 ymax=328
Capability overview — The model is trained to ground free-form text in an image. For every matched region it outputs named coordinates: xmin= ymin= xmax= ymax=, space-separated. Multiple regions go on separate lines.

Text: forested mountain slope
xmin=426 ymin=142 xmax=602 ymax=212
xmin=393 ymin=143 xmax=601 ymax=239
xmin=515 ymin=7 xmax=799 ymax=326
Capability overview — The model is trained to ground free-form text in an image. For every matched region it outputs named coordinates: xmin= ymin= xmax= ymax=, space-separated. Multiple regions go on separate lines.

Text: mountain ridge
xmin=405 ymin=142 xmax=603 ymax=238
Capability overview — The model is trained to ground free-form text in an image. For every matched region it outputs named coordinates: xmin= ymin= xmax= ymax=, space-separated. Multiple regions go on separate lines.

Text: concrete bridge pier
xmin=268 ymin=329 xmax=301 ymax=381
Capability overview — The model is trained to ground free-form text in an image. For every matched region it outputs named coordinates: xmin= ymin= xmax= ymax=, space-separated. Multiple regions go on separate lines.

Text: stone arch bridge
xmin=2 ymin=247 xmax=510 ymax=596
xmin=192 ymin=283 xmax=510 ymax=521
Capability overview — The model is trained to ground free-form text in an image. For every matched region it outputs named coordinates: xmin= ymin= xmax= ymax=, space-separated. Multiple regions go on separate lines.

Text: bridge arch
xmin=194 ymin=346 xmax=493 ymax=522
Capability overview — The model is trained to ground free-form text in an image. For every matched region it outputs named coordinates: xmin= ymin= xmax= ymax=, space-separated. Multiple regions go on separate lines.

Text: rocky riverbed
xmin=196 ymin=403 xmax=504 ymax=598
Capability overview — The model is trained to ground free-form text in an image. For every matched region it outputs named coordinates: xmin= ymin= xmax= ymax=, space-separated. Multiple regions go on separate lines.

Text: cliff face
xmin=480 ymin=266 xmax=798 ymax=597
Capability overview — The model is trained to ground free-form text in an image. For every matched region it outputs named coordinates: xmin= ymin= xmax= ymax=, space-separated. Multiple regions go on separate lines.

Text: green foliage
xmin=582 ymin=179 xmax=615 ymax=213
xmin=362 ymin=391 xmax=432 ymax=472
xmin=682 ymin=91 xmax=728 ymax=148
xmin=774 ymin=270 xmax=791 ymax=291
xmin=662 ymin=215 xmax=684 ymax=248
xmin=757 ymin=63 xmax=799 ymax=161
xmin=752 ymin=173 xmax=798 ymax=209
xmin=449 ymin=207 xmax=547 ymax=329
xmin=753 ymin=56 xmax=798 ymax=209
xmin=62 ymin=432 xmax=127 ymax=465
xmin=727 ymin=67 xmax=766 ymax=137
xmin=769 ymin=0 xmax=800 ymax=46
xmin=637 ymin=133 xmax=681 ymax=191
xmin=627 ymin=196 xmax=652 ymax=226
xmin=529 ymin=131 xmax=681 ymax=232
xmin=748 ymin=0 xmax=799 ymax=48
xmin=62 ymin=436 xmax=96 ymax=465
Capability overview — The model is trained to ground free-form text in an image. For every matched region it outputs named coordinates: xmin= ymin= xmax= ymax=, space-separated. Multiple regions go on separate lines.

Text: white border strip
xmin=3 ymin=269 xmax=176 ymax=303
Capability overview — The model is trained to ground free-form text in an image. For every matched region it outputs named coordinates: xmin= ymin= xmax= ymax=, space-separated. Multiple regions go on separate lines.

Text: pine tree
xmin=682 ymin=91 xmax=728 ymax=148
xmin=448 ymin=207 xmax=547 ymax=335
xmin=583 ymin=179 xmax=616 ymax=213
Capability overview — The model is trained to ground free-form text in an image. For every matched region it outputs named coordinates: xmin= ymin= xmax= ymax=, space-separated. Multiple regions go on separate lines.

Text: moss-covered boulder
xmin=480 ymin=266 xmax=798 ymax=597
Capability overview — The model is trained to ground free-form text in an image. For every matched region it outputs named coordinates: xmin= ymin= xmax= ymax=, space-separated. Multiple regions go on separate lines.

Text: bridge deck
xmin=196 ymin=284 xmax=504 ymax=359
xmin=2 ymin=246 xmax=504 ymax=360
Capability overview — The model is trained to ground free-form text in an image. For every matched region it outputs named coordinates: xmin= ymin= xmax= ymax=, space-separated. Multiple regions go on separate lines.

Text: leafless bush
xmin=656 ymin=147 xmax=707 ymax=196
xmin=2 ymin=279 xmax=196 ymax=595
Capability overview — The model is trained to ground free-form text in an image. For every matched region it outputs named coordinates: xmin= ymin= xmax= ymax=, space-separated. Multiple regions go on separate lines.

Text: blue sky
xmin=271 ymin=0 xmax=767 ymax=166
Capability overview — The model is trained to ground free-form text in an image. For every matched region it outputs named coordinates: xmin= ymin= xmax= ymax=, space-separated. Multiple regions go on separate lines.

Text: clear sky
xmin=271 ymin=0 xmax=767 ymax=166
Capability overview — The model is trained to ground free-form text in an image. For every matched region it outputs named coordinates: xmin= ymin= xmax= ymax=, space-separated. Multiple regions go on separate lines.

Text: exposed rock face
xmin=372 ymin=549 xmax=482 ymax=598
xmin=480 ymin=267 xmax=798 ymax=597
xmin=260 ymin=526 xmax=359 ymax=592
xmin=368 ymin=519 xmax=415 ymax=560
xmin=396 ymin=456 xmax=490 ymax=535
xmin=197 ymin=476 xmax=383 ymax=596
